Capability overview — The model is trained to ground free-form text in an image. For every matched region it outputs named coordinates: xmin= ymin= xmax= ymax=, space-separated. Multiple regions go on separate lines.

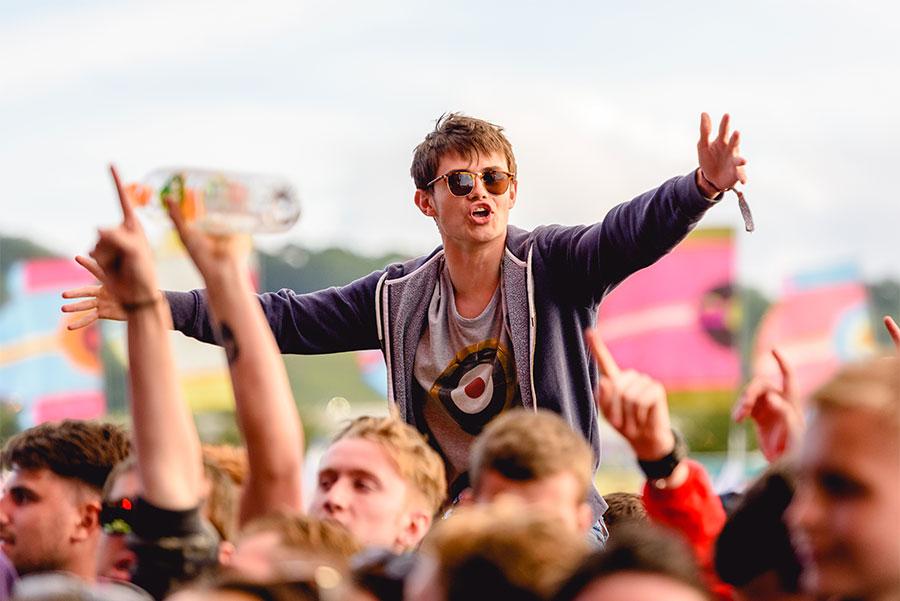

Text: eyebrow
xmin=318 ymin=468 xmax=382 ymax=484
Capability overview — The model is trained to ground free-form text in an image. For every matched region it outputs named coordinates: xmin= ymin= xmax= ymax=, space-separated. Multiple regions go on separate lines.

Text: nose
xmin=321 ymin=480 xmax=349 ymax=515
xmin=467 ymin=174 xmax=490 ymax=199
xmin=785 ymin=482 xmax=823 ymax=536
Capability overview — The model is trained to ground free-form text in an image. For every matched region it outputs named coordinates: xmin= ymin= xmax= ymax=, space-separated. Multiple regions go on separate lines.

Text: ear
xmin=395 ymin=508 xmax=433 ymax=551
xmin=73 ymin=499 xmax=101 ymax=543
xmin=576 ymin=501 xmax=594 ymax=533
xmin=507 ymin=177 xmax=518 ymax=209
xmin=414 ymin=189 xmax=435 ymax=217
xmin=218 ymin=540 xmax=236 ymax=566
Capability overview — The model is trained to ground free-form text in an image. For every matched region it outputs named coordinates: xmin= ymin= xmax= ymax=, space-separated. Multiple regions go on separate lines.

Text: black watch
xmin=637 ymin=429 xmax=687 ymax=481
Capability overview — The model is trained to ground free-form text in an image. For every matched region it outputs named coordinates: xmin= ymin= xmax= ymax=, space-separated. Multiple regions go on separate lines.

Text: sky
xmin=2 ymin=0 xmax=899 ymax=296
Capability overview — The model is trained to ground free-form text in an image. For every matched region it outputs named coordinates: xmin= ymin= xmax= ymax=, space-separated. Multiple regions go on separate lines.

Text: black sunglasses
xmin=100 ymin=497 xmax=134 ymax=536
xmin=425 ymin=169 xmax=515 ymax=197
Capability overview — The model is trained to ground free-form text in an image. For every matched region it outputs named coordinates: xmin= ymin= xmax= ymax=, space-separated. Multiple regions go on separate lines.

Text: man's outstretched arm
xmin=539 ymin=113 xmax=748 ymax=304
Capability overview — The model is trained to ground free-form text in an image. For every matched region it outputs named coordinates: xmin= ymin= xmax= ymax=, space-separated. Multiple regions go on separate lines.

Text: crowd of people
xmin=0 ymin=113 xmax=898 ymax=601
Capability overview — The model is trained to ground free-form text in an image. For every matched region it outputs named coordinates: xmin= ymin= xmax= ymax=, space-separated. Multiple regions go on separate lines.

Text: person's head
xmin=553 ymin=522 xmax=710 ymax=601
xmin=0 ymin=420 xmax=130 ymax=579
xmin=201 ymin=452 xmax=240 ymax=543
xmin=406 ymin=502 xmax=590 ymax=601
xmin=715 ymin=462 xmax=806 ymax=601
xmin=468 ymin=409 xmax=594 ymax=533
xmin=786 ymin=357 xmax=900 ymax=601
xmin=601 ymin=492 xmax=647 ymax=536
xmin=411 ymin=114 xmax=518 ymax=252
xmin=308 ymin=416 xmax=446 ymax=552
xmin=97 ymin=457 xmax=141 ymax=583
xmin=226 ymin=511 xmax=360 ymax=582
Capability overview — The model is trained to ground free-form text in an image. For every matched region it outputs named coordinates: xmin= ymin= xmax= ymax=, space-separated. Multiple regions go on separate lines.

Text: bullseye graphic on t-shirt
xmin=429 ymin=339 xmax=517 ymax=435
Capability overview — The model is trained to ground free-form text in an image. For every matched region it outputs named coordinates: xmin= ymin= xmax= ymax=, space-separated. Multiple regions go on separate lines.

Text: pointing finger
xmin=585 ymin=328 xmax=621 ymax=379
xmin=884 ymin=316 xmax=900 ymax=352
xmin=110 ymin=164 xmax=136 ymax=224
xmin=771 ymin=348 xmax=796 ymax=403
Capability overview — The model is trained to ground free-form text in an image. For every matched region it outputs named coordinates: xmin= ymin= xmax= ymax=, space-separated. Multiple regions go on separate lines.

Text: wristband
xmin=122 ymin=294 xmax=162 ymax=313
xmin=637 ymin=429 xmax=687 ymax=481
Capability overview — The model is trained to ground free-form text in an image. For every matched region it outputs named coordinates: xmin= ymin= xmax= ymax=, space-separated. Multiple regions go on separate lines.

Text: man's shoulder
xmin=381 ymin=245 xmax=445 ymax=282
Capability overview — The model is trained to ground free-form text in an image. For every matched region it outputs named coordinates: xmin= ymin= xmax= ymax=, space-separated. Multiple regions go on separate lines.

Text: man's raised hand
xmin=584 ymin=328 xmax=675 ymax=462
xmin=733 ymin=348 xmax=803 ymax=462
xmin=86 ymin=165 xmax=160 ymax=308
xmin=697 ymin=113 xmax=748 ymax=193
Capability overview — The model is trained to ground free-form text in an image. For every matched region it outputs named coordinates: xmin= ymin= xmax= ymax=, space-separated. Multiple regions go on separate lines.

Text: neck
xmin=442 ymin=238 xmax=505 ymax=319
xmin=62 ymin=540 xmax=99 ymax=583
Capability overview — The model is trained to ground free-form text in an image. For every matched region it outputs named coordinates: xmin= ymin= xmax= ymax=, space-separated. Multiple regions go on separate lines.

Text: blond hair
xmin=240 ymin=511 xmax=361 ymax=567
xmin=812 ymin=357 xmax=899 ymax=423
xmin=422 ymin=502 xmax=590 ymax=599
xmin=469 ymin=409 xmax=593 ymax=499
xmin=333 ymin=416 xmax=447 ymax=516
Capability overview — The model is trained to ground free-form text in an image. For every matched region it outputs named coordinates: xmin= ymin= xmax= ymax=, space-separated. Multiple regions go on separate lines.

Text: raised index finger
xmin=584 ymin=328 xmax=621 ymax=379
xmin=771 ymin=348 xmax=797 ymax=403
xmin=884 ymin=316 xmax=900 ymax=352
xmin=109 ymin=164 xmax=136 ymax=223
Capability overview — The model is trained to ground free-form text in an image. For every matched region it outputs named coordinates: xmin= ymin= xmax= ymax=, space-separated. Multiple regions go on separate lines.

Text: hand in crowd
xmin=164 ymin=196 xmax=253 ymax=287
xmin=732 ymin=348 xmax=802 ymax=462
xmin=60 ymin=255 xmax=126 ymax=328
xmin=696 ymin=113 xmax=747 ymax=195
xmin=85 ymin=165 xmax=160 ymax=308
xmin=884 ymin=315 xmax=900 ymax=353
xmin=584 ymin=328 xmax=675 ymax=462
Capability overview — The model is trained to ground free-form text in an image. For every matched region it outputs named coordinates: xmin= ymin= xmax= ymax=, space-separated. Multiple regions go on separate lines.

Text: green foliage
xmin=0 ymin=236 xmax=59 ymax=306
xmin=259 ymin=245 xmax=407 ymax=294
xmin=867 ymin=279 xmax=900 ymax=349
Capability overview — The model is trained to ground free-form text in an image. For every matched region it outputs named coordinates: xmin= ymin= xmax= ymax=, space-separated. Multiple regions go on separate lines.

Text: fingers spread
xmin=61 ymin=298 xmax=98 ymax=313
xmin=717 ymin=113 xmax=731 ymax=142
xmin=699 ymin=112 xmax=712 ymax=145
xmin=66 ymin=311 xmax=98 ymax=331
xmin=728 ymin=130 xmax=741 ymax=151
xmin=61 ymin=285 xmax=101 ymax=300
xmin=75 ymin=255 xmax=106 ymax=281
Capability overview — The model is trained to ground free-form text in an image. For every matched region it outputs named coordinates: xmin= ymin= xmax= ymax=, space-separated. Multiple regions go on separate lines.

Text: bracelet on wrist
xmin=121 ymin=293 xmax=163 ymax=313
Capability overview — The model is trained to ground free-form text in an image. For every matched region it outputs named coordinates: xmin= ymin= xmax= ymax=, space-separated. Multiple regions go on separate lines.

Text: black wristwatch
xmin=637 ymin=429 xmax=687 ymax=481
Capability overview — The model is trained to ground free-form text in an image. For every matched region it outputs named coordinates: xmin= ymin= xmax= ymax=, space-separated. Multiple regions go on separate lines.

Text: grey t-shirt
xmin=412 ymin=266 xmax=521 ymax=494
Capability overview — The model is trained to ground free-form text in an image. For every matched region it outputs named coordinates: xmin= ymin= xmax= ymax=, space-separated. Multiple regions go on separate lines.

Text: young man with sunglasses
xmin=63 ymin=112 xmax=747 ymax=533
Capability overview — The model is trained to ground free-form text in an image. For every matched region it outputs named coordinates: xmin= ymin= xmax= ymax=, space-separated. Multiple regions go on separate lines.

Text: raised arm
xmin=165 ymin=199 xmax=305 ymax=526
xmin=90 ymin=165 xmax=202 ymax=510
xmin=539 ymin=113 xmax=748 ymax=304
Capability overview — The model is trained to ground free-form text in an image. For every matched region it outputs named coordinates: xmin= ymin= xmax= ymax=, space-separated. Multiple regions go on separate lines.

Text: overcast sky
xmin=2 ymin=0 xmax=898 ymax=296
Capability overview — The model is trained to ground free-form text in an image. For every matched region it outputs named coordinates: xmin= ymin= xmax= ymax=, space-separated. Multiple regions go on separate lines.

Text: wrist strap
xmin=699 ymin=169 xmax=755 ymax=233
xmin=122 ymin=293 xmax=162 ymax=313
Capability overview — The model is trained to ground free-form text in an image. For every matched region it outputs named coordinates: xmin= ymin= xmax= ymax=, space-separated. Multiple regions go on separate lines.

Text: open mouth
xmin=471 ymin=206 xmax=492 ymax=219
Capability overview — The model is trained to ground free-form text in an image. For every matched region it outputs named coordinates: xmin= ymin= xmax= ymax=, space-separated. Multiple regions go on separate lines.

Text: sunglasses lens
xmin=482 ymin=171 xmax=510 ymax=194
xmin=447 ymin=172 xmax=475 ymax=196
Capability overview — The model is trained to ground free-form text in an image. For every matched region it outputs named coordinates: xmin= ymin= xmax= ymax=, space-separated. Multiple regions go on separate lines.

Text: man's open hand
xmin=697 ymin=113 xmax=747 ymax=194
xmin=61 ymin=255 xmax=126 ymax=329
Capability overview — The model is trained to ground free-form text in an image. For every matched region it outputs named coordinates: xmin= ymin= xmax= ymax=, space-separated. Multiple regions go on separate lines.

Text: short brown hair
xmin=469 ymin=409 xmax=593 ymax=499
xmin=422 ymin=502 xmax=590 ymax=600
xmin=553 ymin=522 xmax=710 ymax=601
xmin=332 ymin=416 xmax=447 ymax=516
xmin=410 ymin=113 xmax=517 ymax=190
xmin=202 ymin=443 xmax=248 ymax=487
xmin=811 ymin=357 xmax=899 ymax=423
xmin=1 ymin=419 xmax=130 ymax=492
xmin=240 ymin=511 xmax=361 ymax=566
xmin=602 ymin=492 xmax=647 ymax=534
